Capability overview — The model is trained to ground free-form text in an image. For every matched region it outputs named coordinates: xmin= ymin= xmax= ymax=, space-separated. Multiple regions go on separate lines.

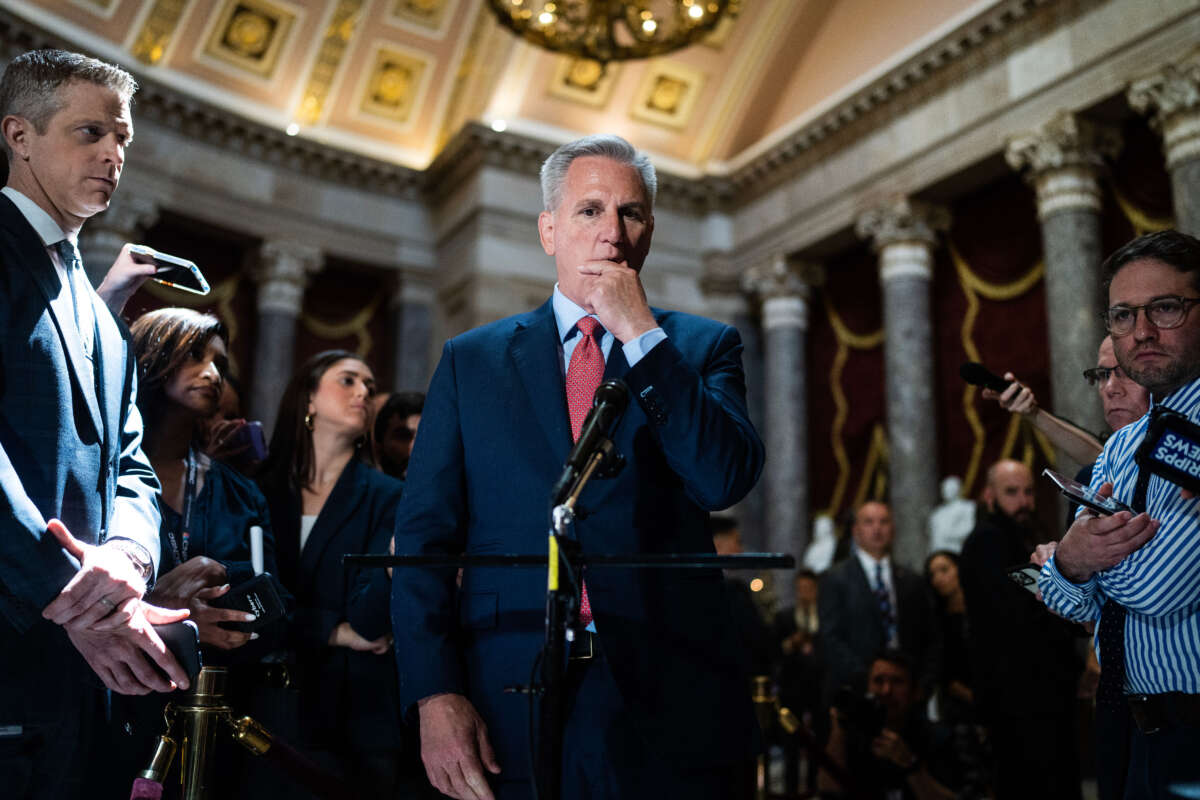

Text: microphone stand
xmin=348 ymin=438 xmax=794 ymax=800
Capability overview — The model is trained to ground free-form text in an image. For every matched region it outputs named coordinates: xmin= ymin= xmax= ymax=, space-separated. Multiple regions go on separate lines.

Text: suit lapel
xmin=509 ymin=300 xmax=571 ymax=459
xmin=90 ymin=293 xmax=125 ymax=450
xmin=300 ymin=459 xmax=365 ymax=582
xmin=0 ymin=199 xmax=103 ymax=437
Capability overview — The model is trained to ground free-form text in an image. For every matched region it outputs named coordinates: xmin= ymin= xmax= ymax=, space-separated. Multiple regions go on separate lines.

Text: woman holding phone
xmin=103 ymin=307 xmax=290 ymax=793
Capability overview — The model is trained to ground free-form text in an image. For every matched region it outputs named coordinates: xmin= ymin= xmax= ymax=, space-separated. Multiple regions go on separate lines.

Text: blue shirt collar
xmin=552 ymin=284 xmax=602 ymax=343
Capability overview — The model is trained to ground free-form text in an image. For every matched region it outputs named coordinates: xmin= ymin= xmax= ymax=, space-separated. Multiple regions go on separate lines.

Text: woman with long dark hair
xmin=924 ymin=550 xmax=974 ymax=723
xmin=105 ymin=307 xmax=289 ymax=792
xmin=258 ymin=349 xmax=414 ymax=797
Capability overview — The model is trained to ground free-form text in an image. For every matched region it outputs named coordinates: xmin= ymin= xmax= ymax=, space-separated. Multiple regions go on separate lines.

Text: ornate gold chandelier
xmin=486 ymin=0 xmax=738 ymax=62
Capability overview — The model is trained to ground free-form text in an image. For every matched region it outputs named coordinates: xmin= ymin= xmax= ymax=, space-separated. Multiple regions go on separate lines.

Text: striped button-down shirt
xmin=1039 ymin=376 xmax=1200 ymax=695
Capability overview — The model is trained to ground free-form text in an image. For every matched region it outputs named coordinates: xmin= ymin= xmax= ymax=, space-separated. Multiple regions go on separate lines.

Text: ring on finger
xmin=98 ymin=596 xmax=117 ymax=612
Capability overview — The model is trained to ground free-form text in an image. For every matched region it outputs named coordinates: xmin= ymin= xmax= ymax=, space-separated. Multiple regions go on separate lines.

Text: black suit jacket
xmin=262 ymin=458 xmax=403 ymax=750
xmin=959 ymin=512 xmax=1082 ymax=722
xmin=818 ymin=554 xmax=941 ymax=698
xmin=0 ymin=194 xmax=159 ymax=725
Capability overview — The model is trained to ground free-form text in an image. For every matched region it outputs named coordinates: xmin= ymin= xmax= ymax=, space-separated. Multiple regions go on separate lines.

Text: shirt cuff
xmin=1038 ymin=555 xmax=1098 ymax=611
xmin=622 ymin=327 xmax=667 ymax=367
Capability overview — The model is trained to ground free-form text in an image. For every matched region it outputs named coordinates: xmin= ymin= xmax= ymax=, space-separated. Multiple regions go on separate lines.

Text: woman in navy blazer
xmin=258 ymin=349 xmax=416 ymax=798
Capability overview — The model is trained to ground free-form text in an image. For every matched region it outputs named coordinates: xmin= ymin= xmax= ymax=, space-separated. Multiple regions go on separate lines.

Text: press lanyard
xmin=166 ymin=448 xmax=199 ymax=565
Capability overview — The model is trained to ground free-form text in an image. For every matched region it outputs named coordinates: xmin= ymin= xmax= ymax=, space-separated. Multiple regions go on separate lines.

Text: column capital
xmin=855 ymin=198 xmax=949 ymax=253
xmin=1128 ymin=52 xmax=1200 ymax=168
xmin=389 ymin=272 xmax=436 ymax=310
xmin=741 ymin=254 xmax=821 ymax=301
xmin=251 ymin=240 xmax=323 ymax=316
xmin=1005 ymin=111 xmax=1122 ymax=176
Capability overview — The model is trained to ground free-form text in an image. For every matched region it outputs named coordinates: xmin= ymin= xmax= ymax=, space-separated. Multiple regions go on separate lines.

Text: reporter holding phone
xmin=103 ymin=308 xmax=292 ymax=792
xmin=258 ymin=350 xmax=424 ymax=799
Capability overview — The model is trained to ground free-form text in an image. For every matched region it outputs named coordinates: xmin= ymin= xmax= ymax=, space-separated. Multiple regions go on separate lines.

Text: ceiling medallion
xmin=486 ymin=0 xmax=738 ymax=63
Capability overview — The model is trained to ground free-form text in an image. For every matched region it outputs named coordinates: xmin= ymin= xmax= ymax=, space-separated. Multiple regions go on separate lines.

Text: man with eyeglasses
xmin=1038 ymin=230 xmax=1200 ymax=800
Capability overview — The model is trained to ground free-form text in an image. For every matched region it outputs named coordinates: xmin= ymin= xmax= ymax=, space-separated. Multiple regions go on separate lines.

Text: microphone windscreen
xmin=959 ymin=362 xmax=1010 ymax=392
xmin=592 ymin=379 xmax=630 ymax=412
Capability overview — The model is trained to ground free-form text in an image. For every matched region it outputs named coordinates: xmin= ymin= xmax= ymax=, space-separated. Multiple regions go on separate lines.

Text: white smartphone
xmin=129 ymin=244 xmax=210 ymax=296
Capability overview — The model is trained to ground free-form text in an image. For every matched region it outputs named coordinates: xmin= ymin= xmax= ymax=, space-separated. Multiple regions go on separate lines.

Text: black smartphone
xmin=129 ymin=244 xmax=210 ymax=296
xmin=210 ymin=573 xmax=285 ymax=633
xmin=1006 ymin=563 xmax=1042 ymax=596
xmin=1042 ymin=468 xmax=1133 ymax=516
xmin=151 ymin=620 xmax=201 ymax=684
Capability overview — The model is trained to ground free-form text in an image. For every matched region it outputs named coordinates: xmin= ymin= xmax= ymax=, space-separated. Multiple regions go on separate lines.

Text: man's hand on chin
xmin=418 ymin=693 xmax=501 ymax=800
xmin=580 ymin=260 xmax=657 ymax=343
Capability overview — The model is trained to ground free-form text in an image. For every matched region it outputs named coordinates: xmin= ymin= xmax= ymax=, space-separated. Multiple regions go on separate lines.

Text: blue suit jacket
xmin=0 ymin=194 xmax=160 ymax=721
xmin=391 ymin=298 xmax=765 ymax=775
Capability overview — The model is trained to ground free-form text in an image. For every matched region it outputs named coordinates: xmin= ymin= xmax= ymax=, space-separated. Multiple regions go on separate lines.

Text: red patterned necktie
xmin=565 ymin=316 xmax=604 ymax=627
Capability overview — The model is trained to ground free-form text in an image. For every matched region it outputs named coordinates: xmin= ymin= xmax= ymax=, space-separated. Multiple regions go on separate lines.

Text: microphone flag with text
xmin=551 ymin=379 xmax=630 ymax=506
xmin=1136 ymin=406 xmax=1200 ymax=494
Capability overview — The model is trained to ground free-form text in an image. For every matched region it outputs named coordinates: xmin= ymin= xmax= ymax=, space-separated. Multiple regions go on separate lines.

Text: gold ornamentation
xmin=629 ymin=60 xmax=705 ymax=130
xmin=1113 ymin=189 xmax=1175 ymax=236
xmin=548 ymin=57 xmax=620 ymax=108
xmin=391 ymin=0 xmax=450 ymax=29
xmin=851 ymin=424 xmax=890 ymax=511
xmin=131 ymin=0 xmax=192 ymax=65
xmin=486 ymin=0 xmax=738 ymax=63
xmin=203 ymin=0 xmax=296 ymax=78
xmin=299 ymin=296 xmax=381 ymax=358
xmin=951 ymin=242 xmax=1045 ymax=495
xmin=296 ymin=0 xmax=365 ymax=125
xmin=359 ymin=46 xmax=429 ymax=125
xmin=820 ymin=295 xmax=883 ymax=517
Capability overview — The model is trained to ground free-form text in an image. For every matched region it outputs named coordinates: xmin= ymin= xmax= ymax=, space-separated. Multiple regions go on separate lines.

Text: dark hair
xmin=374 ymin=390 xmax=425 ymax=443
xmin=794 ymin=568 xmax=818 ymax=584
xmin=1101 ymin=229 xmax=1200 ymax=307
xmin=708 ymin=516 xmax=739 ymax=537
xmin=129 ymin=308 xmax=227 ymax=440
xmin=869 ymin=648 xmax=914 ymax=680
xmin=0 ymin=49 xmax=137 ymax=156
xmin=262 ymin=349 xmax=376 ymax=492
xmin=923 ymin=549 xmax=961 ymax=613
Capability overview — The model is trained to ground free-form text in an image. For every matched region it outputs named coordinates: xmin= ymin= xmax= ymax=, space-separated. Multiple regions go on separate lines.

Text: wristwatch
xmin=105 ymin=538 xmax=154 ymax=583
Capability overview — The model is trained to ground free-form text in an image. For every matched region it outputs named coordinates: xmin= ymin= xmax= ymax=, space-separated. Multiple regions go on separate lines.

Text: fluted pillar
xmin=1006 ymin=112 xmax=1120 ymax=451
xmin=78 ymin=192 xmax=160 ymax=286
xmin=743 ymin=255 xmax=815 ymax=567
xmin=249 ymin=241 xmax=322 ymax=434
xmin=1128 ymin=51 xmax=1200 ymax=236
xmin=856 ymin=199 xmax=948 ymax=568
xmin=390 ymin=275 xmax=434 ymax=392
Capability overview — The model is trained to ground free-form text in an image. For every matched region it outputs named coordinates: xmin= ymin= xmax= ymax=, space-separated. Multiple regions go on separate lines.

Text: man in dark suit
xmin=959 ymin=459 xmax=1083 ymax=800
xmin=0 ymin=49 xmax=188 ymax=799
xmin=391 ymin=134 xmax=764 ymax=800
xmin=818 ymin=501 xmax=941 ymax=702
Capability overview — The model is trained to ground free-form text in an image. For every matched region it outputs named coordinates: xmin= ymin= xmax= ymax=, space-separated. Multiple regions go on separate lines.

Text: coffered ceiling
xmin=13 ymin=0 xmax=982 ymax=172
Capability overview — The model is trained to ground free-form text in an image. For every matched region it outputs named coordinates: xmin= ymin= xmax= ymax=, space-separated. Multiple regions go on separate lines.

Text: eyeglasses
xmin=1082 ymin=365 xmax=1126 ymax=387
xmin=1101 ymin=296 xmax=1200 ymax=336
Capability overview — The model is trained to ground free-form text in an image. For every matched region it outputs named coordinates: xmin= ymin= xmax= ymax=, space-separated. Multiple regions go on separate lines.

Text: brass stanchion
xmin=175 ymin=667 xmax=232 ymax=800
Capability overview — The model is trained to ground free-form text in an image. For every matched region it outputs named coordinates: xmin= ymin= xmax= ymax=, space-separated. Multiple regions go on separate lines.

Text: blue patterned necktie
xmin=874 ymin=561 xmax=898 ymax=647
xmin=53 ymin=239 xmax=94 ymax=361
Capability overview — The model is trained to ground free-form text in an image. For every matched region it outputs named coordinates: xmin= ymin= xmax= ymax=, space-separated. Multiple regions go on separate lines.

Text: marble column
xmin=1006 ymin=111 xmax=1120 ymax=451
xmin=249 ymin=241 xmax=323 ymax=434
xmin=1128 ymin=52 xmax=1200 ymax=236
xmin=389 ymin=275 xmax=435 ymax=392
xmin=743 ymin=255 xmax=814 ymax=568
xmin=856 ymin=199 xmax=948 ymax=568
xmin=78 ymin=192 xmax=160 ymax=286
xmin=703 ymin=275 xmax=766 ymax=553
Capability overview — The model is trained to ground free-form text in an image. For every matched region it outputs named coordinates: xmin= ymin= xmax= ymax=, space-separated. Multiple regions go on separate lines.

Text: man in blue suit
xmin=0 ymin=50 xmax=189 ymax=799
xmin=392 ymin=134 xmax=765 ymax=800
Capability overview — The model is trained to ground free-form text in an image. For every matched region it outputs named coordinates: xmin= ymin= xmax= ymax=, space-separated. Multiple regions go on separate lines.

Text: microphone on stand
xmin=551 ymin=379 xmax=630 ymax=506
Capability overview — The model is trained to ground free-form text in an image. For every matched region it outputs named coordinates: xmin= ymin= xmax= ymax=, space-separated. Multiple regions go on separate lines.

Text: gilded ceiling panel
xmin=547 ymin=57 xmax=620 ymax=109
xmin=629 ymin=60 xmax=706 ymax=131
xmin=357 ymin=43 xmax=431 ymax=126
xmin=201 ymin=0 xmax=298 ymax=78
